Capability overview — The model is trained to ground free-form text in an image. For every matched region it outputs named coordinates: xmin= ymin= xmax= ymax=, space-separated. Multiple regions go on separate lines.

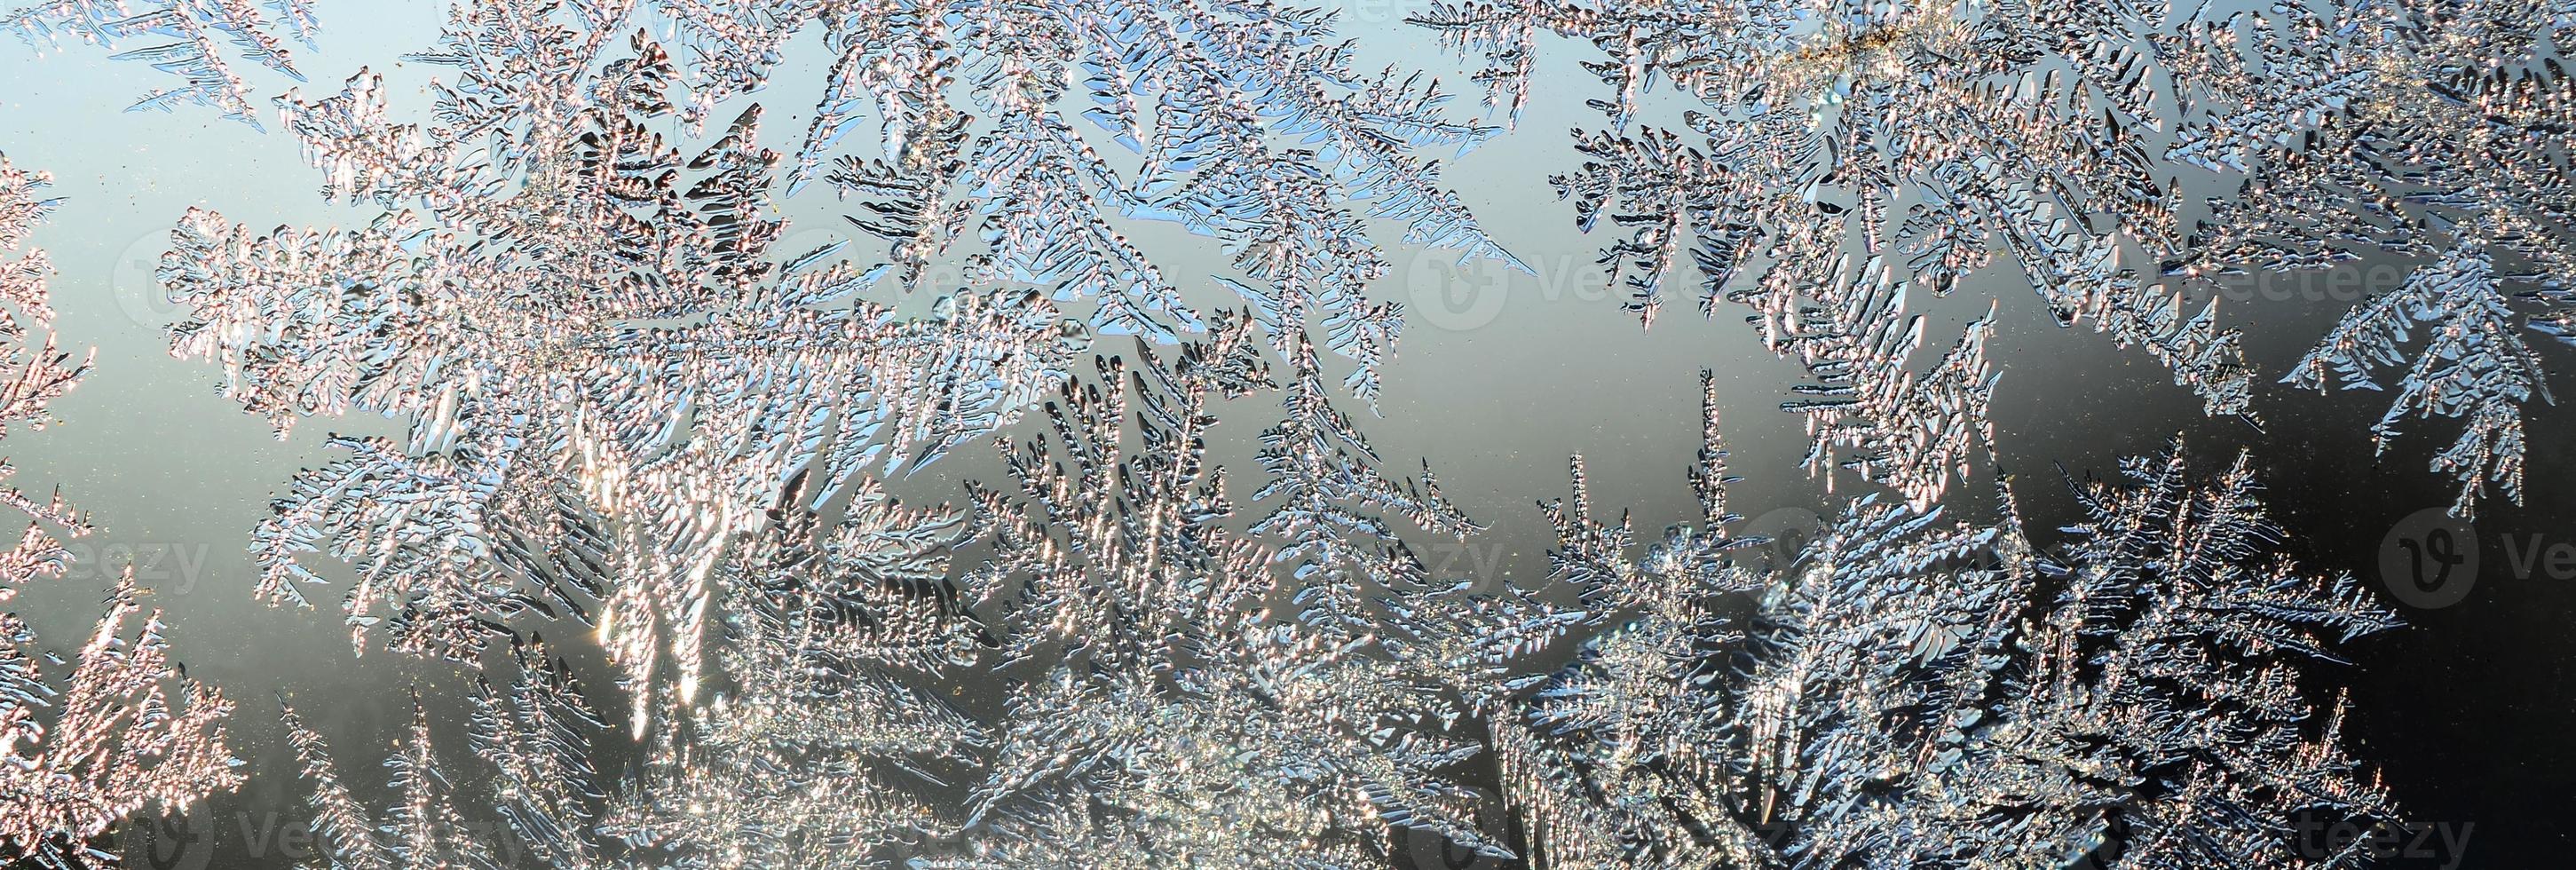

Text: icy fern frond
xmin=644 ymin=0 xmax=1532 ymax=403
xmin=941 ymin=343 xmax=1496 ymax=864
xmin=2172 ymin=1 xmax=2576 ymax=515
xmin=0 ymin=154 xmax=59 ymax=326
xmin=1758 ymin=255 xmax=2001 ymax=510
xmin=1 ymin=573 xmax=242 ymax=870
xmin=159 ymin=18 xmax=1083 ymax=688
xmin=262 ymin=346 xmax=1490 ymax=867
xmin=278 ymin=700 xmax=393 ymax=870
xmin=383 ymin=692 xmax=496 ymax=869
xmin=1431 ymin=0 xmax=2212 ymax=315
xmin=465 ymin=638 xmax=608 ymax=868
xmin=0 ymin=157 xmax=84 ymax=440
xmin=1392 ymin=369 xmax=1765 ymax=865
xmin=99 ymin=4 xmax=2472 ymax=868
xmin=281 ymin=649 xmax=606 ymax=870
xmin=964 ymin=347 xmax=1277 ymax=672
xmin=1412 ymin=1 xmax=2576 ymax=509
xmin=1 ymin=0 xmax=316 ymax=127
xmin=160 ymin=4 xmax=1505 ymax=747
xmin=2000 ymin=441 xmax=2406 ymax=868
xmin=273 ymin=502 xmax=982 ymax=870
xmin=0 ymin=154 xmax=232 ymax=870
xmin=1521 ymin=59 xmax=2216 ymax=504
xmin=1237 ymin=323 xmax=1486 ymax=638
xmin=599 ymin=481 xmax=982 ymax=866
xmin=955 ymin=643 xmax=1487 ymax=868
xmin=2288 ymin=239 xmax=2549 ymax=518
xmin=1405 ymin=0 xmax=1563 ymax=124
xmin=1488 ymin=416 xmax=2401 ymax=868
xmin=686 ymin=0 xmax=1521 ymax=400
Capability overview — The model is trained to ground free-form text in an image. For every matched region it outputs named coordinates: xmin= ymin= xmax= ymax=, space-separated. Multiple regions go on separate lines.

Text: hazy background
xmin=0 ymin=2 xmax=2567 ymax=866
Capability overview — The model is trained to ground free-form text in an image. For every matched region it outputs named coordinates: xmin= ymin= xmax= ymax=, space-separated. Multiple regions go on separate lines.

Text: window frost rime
xmin=51 ymin=0 xmax=2479 ymax=866
xmin=1 ymin=0 xmax=317 ymax=126
xmin=158 ymin=0 xmax=1526 ymax=756
xmin=1417 ymin=0 xmax=2576 ymax=516
xmin=1484 ymin=373 xmax=2402 ymax=868
xmin=264 ymin=343 xmax=1497 ymax=867
xmin=0 ymin=155 xmax=238 ymax=870
xmin=249 ymin=357 xmax=2407 ymax=868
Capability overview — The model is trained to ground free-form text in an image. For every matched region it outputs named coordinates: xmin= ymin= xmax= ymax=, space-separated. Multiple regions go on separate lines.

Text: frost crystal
xmin=1418 ymin=0 xmax=2576 ymax=514
xmin=1482 ymin=374 xmax=2402 ymax=868
xmin=280 ymin=642 xmax=598 ymax=870
xmin=2288 ymin=239 xmax=2546 ymax=517
xmin=1 ymin=0 xmax=317 ymax=126
xmin=2185 ymin=1 xmax=2576 ymax=518
xmin=162 ymin=0 xmax=1520 ymax=721
xmin=256 ymin=363 xmax=2406 ymax=868
xmin=0 ymin=155 xmax=237 ymax=870
xmin=163 ymin=18 xmax=1076 ymax=709
xmin=647 ymin=0 xmax=1525 ymax=388
xmin=84 ymin=0 xmax=2489 ymax=866
xmin=265 ymin=338 xmax=1497 ymax=867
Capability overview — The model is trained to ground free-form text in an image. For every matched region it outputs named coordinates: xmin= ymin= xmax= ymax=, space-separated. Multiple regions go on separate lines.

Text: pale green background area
xmin=0 ymin=2 xmax=2560 ymax=866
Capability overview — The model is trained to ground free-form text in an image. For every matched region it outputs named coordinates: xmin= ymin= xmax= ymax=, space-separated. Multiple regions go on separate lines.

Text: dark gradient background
xmin=0 ymin=2 xmax=2567 ymax=866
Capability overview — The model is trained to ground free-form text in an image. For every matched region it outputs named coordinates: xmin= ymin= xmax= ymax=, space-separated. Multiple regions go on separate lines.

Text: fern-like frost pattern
xmin=0 ymin=155 xmax=237 ymax=870
xmin=34 ymin=0 xmax=2540 ymax=866
xmin=1418 ymin=0 xmax=2576 ymax=515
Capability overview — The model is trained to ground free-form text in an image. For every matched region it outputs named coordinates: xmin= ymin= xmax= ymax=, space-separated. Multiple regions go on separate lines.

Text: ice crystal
xmin=257 ymin=360 xmax=2405 ymax=869
xmin=0 ymin=155 xmax=237 ymax=870
xmin=0 ymin=156 xmax=81 ymax=433
xmin=2180 ymin=1 xmax=2576 ymax=518
xmin=158 ymin=1 xmax=1529 ymax=860
xmin=162 ymin=0 xmax=1516 ymax=706
xmin=0 ymin=0 xmax=317 ymax=126
xmin=1474 ymin=373 xmax=2403 ymax=868
xmin=654 ymin=0 xmax=1527 ymax=618
xmin=261 ymin=342 xmax=1497 ymax=868
xmin=279 ymin=641 xmax=601 ymax=870
xmin=102 ymin=1 xmax=2456 ymax=866
xmin=1409 ymin=0 xmax=2258 ymax=508
xmin=162 ymin=18 xmax=1080 ymax=715
xmin=1418 ymin=0 xmax=2576 ymax=514
xmin=1769 ymin=254 xmax=2000 ymax=510
xmin=631 ymin=0 xmax=1529 ymax=399
xmin=946 ymin=346 xmax=1489 ymax=864
xmin=0 ymin=572 xmax=243 ymax=870
xmin=2288 ymin=239 xmax=2546 ymax=517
